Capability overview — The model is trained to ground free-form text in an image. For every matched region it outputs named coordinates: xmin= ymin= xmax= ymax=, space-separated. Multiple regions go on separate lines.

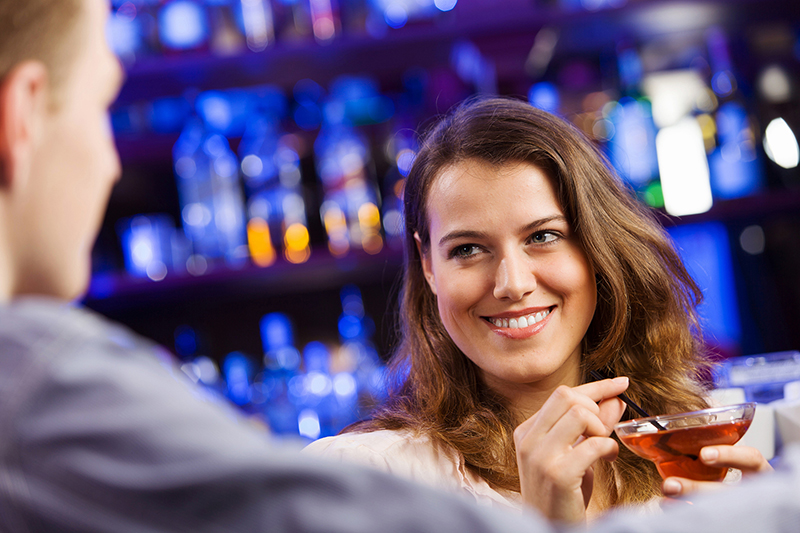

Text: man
xmin=0 ymin=0 xmax=542 ymax=530
xmin=0 ymin=1 xmax=798 ymax=532
xmin=0 ymin=1 xmax=568 ymax=531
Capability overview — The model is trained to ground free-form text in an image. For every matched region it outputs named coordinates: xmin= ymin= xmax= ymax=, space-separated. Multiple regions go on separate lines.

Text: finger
xmin=516 ymin=385 xmax=604 ymax=437
xmin=596 ymin=396 xmax=626 ymax=433
xmin=534 ymin=437 xmax=619 ymax=492
xmin=573 ymin=435 xmax=619 ymax=463
xmin=516 ymin=404 xmax=610 ymax=472
xmin=544 ymin=438 xmax=618 ymax=488
xmin=661 ymin=477 xmax=727 ymax=498
xmin=573 ymin=376 xmax=629 ymax=403
xmin=699 ymin=446 xmax=773 ymax=474
xmin=532 ymin=404 xmax=612 ymax=453
xmin=516 ymin=378 xmax=629 ymax=441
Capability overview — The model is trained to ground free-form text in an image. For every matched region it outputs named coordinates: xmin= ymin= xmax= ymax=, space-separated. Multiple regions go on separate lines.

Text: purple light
xmin=528 ymin=82 xmax=560 ymax=114
xmin=158 ymin=0 xmax=209 ymax=50
xmin=434 ymin=0 xmax=457 ymax=11
xmin=384 ymin=4 xmax=408 ymax=29
xmin=712 ymin=71 xmax=735 ymax=97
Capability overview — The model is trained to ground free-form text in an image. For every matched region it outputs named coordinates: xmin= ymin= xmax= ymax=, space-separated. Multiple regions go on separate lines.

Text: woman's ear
xmin=414 ymin=232 xmax=437 ymax=295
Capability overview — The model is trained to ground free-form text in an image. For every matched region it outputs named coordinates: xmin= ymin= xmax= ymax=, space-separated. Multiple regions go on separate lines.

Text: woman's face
xmin=419 ymin=159 xmax=597 ymax=398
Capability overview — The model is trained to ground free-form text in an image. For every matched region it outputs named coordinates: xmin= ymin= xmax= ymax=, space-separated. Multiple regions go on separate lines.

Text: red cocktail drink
xmin=614 ymin=403 xmax=756 ymax=481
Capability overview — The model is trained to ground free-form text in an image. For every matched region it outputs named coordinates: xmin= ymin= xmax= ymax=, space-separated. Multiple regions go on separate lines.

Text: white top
xmin=304 ymin=429 xmax=667 ymax=518
xmin=302 ymin=429 xmax=524 ymax=512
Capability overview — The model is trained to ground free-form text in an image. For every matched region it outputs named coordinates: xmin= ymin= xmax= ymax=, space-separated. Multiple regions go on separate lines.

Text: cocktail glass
xmin=614 ymin=403 xmax=756 ymax=481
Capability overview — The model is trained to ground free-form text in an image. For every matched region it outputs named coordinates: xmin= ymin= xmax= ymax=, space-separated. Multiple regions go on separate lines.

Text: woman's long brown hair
xmin=349 ymin=96 xmax=711 ymax=509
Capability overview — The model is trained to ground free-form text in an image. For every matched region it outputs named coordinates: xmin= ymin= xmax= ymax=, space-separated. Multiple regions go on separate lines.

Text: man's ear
xmin=0 ymin=61 xmax=50 ymax=189
xmin=414 ymin=232 xmax=437 ymax=295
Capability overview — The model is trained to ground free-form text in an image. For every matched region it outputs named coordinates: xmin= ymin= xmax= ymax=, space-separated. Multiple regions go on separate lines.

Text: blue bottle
xmin=314 ymin=105 xmax=382 ymax=256
xmin=173 ymin=96 xmax=248 ymax=268
xmin=258 ymin=313 xmax=302 ymax=436
xmin=239 ymin=88 xmax=310 ymax=265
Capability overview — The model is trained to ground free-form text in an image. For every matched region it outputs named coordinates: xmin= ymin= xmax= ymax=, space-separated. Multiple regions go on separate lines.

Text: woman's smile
xmin=482 ymin=306 xmax=554 ymax=339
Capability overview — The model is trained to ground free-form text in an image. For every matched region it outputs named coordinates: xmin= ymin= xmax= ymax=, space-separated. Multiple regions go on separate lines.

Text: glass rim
xmin=613 ymin=401 xmax=757 ymax=431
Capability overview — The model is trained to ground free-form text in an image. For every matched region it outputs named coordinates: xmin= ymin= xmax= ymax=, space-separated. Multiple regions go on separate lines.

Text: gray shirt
xmin=1 ymin=297 xmax=800 ymax=533
xmin=0 ymin=297 xmax=545 ymax=532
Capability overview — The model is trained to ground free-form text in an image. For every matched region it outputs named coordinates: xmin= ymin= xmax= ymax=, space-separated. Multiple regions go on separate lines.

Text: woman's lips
xmin=482 ymin=306 xmax=555 ymax=339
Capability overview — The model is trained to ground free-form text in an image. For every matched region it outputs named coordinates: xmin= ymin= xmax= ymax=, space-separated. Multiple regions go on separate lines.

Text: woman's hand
xmin=661 ymin=445 xmax=773 ymax=498
xmin=513 ymin=377 xmax=629 ymax=523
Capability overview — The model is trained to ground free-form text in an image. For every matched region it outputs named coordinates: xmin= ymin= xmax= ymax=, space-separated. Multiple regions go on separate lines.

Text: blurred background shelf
xmin=85 ymin=245 xmax=404 ymax=310
xmin=661 ymin=188 xmax=800 ymax=226
xmin=85 ymin=242 xmax=404 ymax=378
xmin=114 ymin=0 xmax=800 ymax=105
xmin=84 ymin=0 xmax=800 ymax=439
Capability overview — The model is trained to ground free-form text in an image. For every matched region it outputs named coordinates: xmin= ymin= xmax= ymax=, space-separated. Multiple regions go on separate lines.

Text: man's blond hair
xmin=0 ymin=0 xmax=83 ymax=100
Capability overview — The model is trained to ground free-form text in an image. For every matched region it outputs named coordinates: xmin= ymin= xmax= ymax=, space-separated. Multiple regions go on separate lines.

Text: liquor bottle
xmin=379 ymin=117 xmax=416 ymax=248
xmin=157 ymin=0 xmax=211 ymax=54
xmin=116 ymin=214 xmax=175 ymax=280
xmin=298 ymin=341 xmax=335 ymax=439
xmin=309 ymin=0 xmax=340 ymax=44
xmin=107 ymin=1 xmax=146 ymax=64
xmin=273 ymin=0 xmax=312 ymax=42
xmin=705 ymin=27 xmax=762 ymax=199
xmin=258 ymin=312 xmax=302 ymax=436
xmin=173 ymin=96 xmax=248 ymax=268
xmin=239 ymin=87 xmax=311 ymax=265
xmin=607 ymin=43 xmax=660 ymax=198
xmin=223 ymin=351 xmax=256 ymax=407
xmin=314 ymin=91 xmax=383 ymax=257
xmin=208 ymin=0 xmax=246 ymax=56
xmin=336 ymin=284 xmax=385 ymax=417
xmin=236 ymin=0 xmax=276 ymax=52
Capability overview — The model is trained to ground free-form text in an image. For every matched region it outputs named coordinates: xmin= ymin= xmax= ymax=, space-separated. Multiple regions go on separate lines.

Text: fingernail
xmin=613 ymin=376 xmax=629 ymax=386
xmin=701 ymin=448 xmax=719 ymax=462
xmin=662 ymin=479 xmax=682 ymax=496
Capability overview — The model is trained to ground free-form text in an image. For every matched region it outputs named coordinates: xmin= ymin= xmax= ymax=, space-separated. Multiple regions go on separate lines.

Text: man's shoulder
xmin=0 ymin=297 xmax=271 ymax=469
xmin=0 ymin=296 xmax=126 ymax=347
xmin=0 ymin=296 xmax=167 ymax=421
xmin=0 ymin=297 xmax=93 ymax=374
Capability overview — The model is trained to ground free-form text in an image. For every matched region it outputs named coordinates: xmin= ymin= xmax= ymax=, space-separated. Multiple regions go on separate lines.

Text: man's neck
xmin=0 ymin=254 xmax=13 ymax=304
xmin=0 ymin=204 xmax=15 ymax=303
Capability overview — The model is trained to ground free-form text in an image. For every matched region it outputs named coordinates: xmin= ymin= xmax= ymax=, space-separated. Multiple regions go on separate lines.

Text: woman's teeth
xmin=489 ymin=309 xmax=551 ymax=329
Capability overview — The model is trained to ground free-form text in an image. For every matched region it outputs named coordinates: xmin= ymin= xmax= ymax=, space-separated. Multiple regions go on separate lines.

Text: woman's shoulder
xmin=304 ymin=428 xmax=524 ymax=512
xmin=302 ymin=429 xmax=462 ymax=490
xmin=302 ymin=428 xmax=438 ymax=466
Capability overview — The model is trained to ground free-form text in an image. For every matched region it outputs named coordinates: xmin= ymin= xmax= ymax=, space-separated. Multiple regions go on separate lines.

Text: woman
xmin=304 ymin=96 xmax=770 ymax=522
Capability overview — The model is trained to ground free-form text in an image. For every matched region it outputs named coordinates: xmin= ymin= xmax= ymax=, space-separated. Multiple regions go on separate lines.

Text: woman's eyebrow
xmin=519 ymin=215 xmax=568 ymax=233
xmin=438 ymin=230 xmax=489 ymax=248
xmin=437 ymin=215 xmax=567 ymax=248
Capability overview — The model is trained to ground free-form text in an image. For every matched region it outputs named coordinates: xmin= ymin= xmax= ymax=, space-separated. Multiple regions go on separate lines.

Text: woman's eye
xmin=530 ymin=231 xmax=559 ymax=245
xmin=451 ymin=244 xmax=481 ymax=258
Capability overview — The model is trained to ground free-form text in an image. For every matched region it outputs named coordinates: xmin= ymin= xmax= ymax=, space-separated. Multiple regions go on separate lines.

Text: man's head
xmin=0 ymin=0 xmax=124 ymax=301
xmin=0 ymin=0 xmax=84 ymax=104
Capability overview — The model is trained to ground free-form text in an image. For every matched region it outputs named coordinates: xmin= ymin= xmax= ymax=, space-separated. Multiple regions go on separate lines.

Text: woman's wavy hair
xmin=352 ymin=96 xmax=711 ymax=508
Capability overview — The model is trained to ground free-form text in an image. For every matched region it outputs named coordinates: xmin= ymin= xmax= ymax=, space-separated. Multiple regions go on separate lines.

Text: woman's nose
xmin=492 ymin=252 xmax=536 ymax=301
